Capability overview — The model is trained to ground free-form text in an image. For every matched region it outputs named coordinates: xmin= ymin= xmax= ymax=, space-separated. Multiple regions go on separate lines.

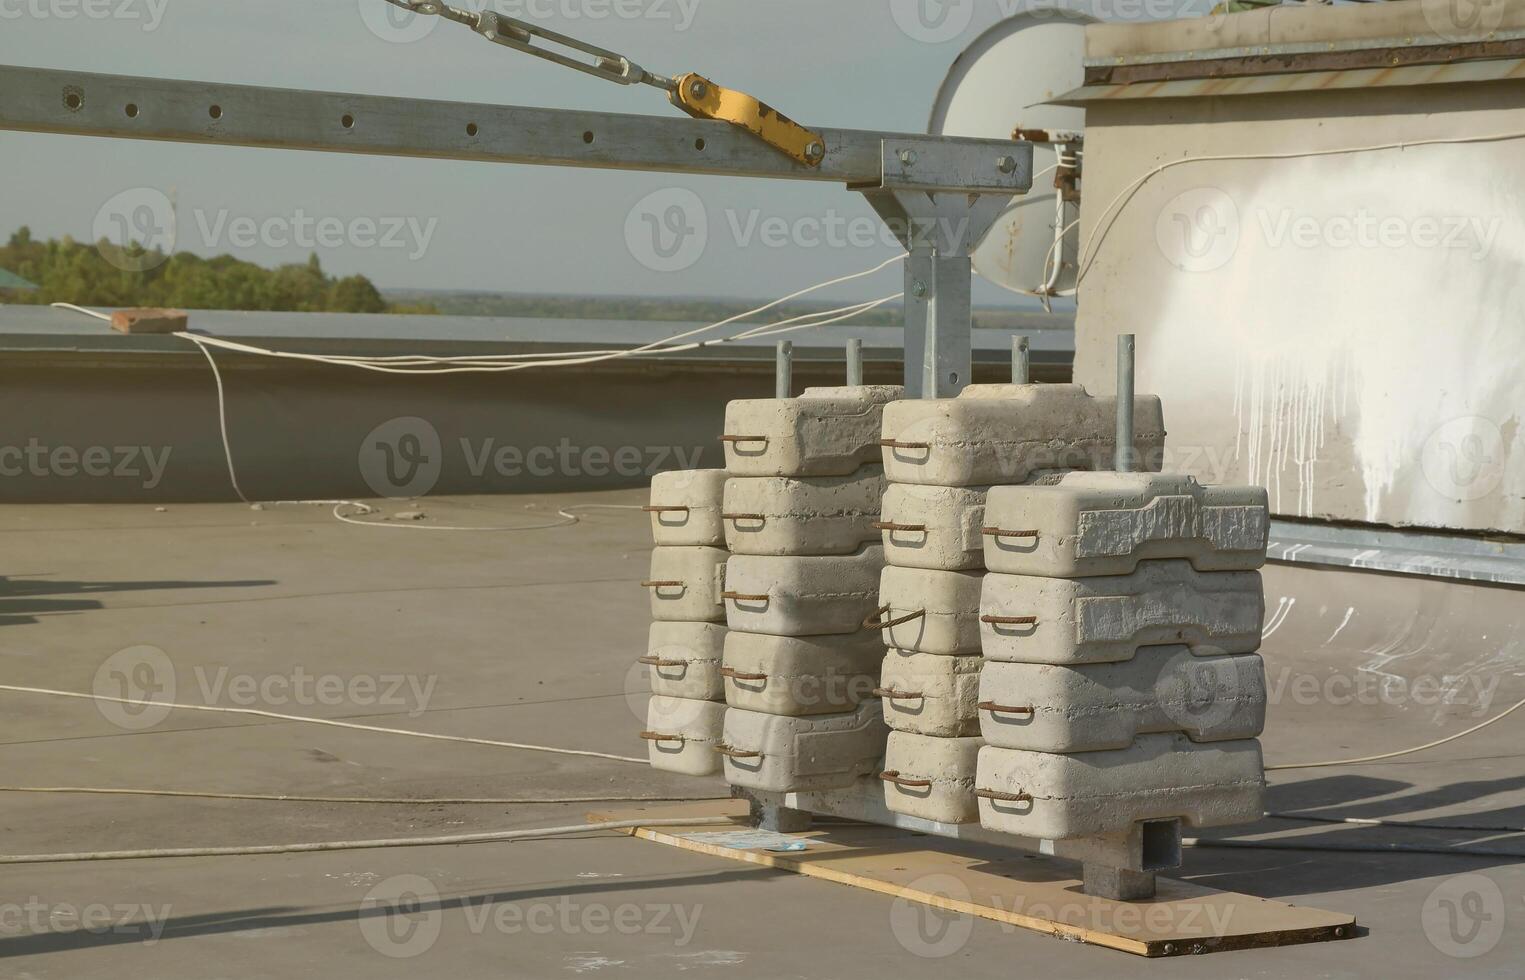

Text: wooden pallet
xmin=591 ymin=800 xmax=1356 ymax=958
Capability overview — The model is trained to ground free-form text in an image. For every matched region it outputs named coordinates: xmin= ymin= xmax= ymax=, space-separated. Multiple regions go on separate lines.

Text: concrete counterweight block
xmin=722 ymin=630 xmax=884 ymax=717
xmin=877 ymin=483 xmax=991 ymax=571
xmin=647 ymin=469 xmax=729 ymax=547
xmin=882 ymin=732 xmax=984 ymax=824
xmin=723 ymin=386 xmax=904 ymax=477
xmin=646 ymin=546 xmax=729 ymax=623
xmin=880 ymin=383 xmax=1166 ymax=488
xmin=981 ymin=561 xmax=1265 ymax=665
xmin=976 ymin=734 xmax=1266 ymax=840
xmin=643 ymin=696 xmax=726 ymax=776
xmin=723 ymin=468 xmax=887 ymax=556
xmin=878 ymin=649 xmax=983 ymax=736
xmin=982 ymin=472 xmax=1270 ymax=578
xmin=978 ymin=648 xmax=1268 ymax=753
xmin=872 ymin=565 xmax=983 ymax=656
xmin=724 ymin=545 xmax=885 ymax=637
xmin=644 ymin=621 xmax=727 ymax=702
xmin=721 ymin=701 xmax=889 ymax=793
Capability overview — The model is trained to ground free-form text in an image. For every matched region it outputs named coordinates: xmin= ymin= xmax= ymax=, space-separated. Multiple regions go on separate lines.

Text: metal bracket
xmin=670 ymin=73 xmax=826 ymax=167
xmin=877 ymin=135 xmax=1033 ymax=196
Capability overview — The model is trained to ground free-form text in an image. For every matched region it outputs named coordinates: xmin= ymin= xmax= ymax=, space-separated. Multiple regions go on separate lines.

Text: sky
xmin=0 ymin=0 xmax=1205 ymax=305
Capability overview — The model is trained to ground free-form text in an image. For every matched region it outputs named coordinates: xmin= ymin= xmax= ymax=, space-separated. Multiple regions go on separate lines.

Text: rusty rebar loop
xmin=980 ymin=614 xmax=1039 ymax=626
xmin=715 ymin=745 xmax=763 ymax=760
xmin=863 ymin=606 xmax=927 ymax=631
xmin=643 ymin=505 xmax=691 ymax=514
xmin=720 ymin=667 xmax=768 ymax=682
xmin=982 ymin=526 xmax=1040 ymax=539
xmin=638 ymin=656 xmax=689 ymax=668
xmin=722 ymin=591 xmax=770 ymax=603
xmin=872 ymin=521 xmax=927 ymax=533
xmin=975 ymin=788 xmax=1034 ymax=804
xmin=872 ymin=688 xmax=925 ymax=701
xmin=879 ymin=770 xmax=933 ymax=789
xmin=639 ymin=731 xmax=686 ymax=745
xmin=978 ymin=701 xmax=1036 ymax=717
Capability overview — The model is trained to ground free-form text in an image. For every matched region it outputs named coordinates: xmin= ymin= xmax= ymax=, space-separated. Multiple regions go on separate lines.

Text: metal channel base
xmin=736 ymin=781 xmax=1182 ymax=902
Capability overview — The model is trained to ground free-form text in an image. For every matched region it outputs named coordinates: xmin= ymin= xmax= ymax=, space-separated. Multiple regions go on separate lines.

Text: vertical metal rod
xmin=1012 ymin=335 xmax=1031 ymax=384
xmin=846 ymin=338 xmax=864 ymax=387
xmin=776 ymin=341 xmax=794 ymax=399
xmin=1116 ymin=334 xmax=1136 ymax=473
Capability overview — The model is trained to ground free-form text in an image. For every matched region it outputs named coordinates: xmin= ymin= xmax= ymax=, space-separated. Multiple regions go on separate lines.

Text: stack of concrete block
xmin=873 ymin=385 xmax=1168 ymax=825
xmin=973 ymin=472 xmax=1270 ymax=841
xmin=641 ymin=469 xmax=731 ymax=776
xmin=715 ymin=386 xmax=900 ymax=793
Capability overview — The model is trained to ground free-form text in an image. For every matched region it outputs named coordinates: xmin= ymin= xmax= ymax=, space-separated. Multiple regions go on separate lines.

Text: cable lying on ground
xmin=0 ymin=685 xmax=649 ymax=765
xmin=0 ymin=786 xmax=725 ymax=806
xmin=0 ymin=816 xmax=735 ymax=865
xmin=1265 ymin=693 xmax=1525 ymax=771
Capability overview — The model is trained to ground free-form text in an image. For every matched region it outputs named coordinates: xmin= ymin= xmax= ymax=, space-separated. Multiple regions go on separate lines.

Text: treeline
xmin=0 ymin=228 xmax=435 ymax=314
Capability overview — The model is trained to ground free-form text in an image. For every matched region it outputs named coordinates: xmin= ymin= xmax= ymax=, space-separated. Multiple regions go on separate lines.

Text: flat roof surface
xmin=0 ymin=304 xmax=1076 ymax=364
xmin=1 ymin=493 xmax=1521 ymax=976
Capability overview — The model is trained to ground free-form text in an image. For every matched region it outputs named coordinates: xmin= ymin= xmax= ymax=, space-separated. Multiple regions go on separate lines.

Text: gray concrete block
xmin=724 ymin=386 xmax=904 ymax=477
xmin=878 ymin=483 xmax=990 ymax=571
xmin=981 ymin=561 xmax=1265 ymax=665
xmin=644 ymin=695 xmax=726 ymax=777
xmin=978 ymin=648 xmax=1267 ymax=753
xmin=878 ymin=649 xmax=983 ymax=737
xmin=646 ymin=545 xmax=730 ymax=623
xmin=880 ymin=383 xmax=1166 ymax=487
xmin=724 ymin=545 xmax=884 ymax=637
xmin=882 ymin=732 xmax=984 ymax=824
xmin=722 ymin=630 xmax=884 ymax=717
xmin=723 ymin=468 xmax=887 ymax=556
xmin=645 ymin=621 xmax=727 ymax=702
xmin=721 ymin=701 xmax=888 ymax=793
xmin=873 ymin=565 xmax=983 ymax=656
xmin=647 ymin=468 xmax=729 ymax=547
xmin=982 ymin=472 xmax=1269 ymax=577
xmin=976 ymin=735 xmax=1266 ymax=839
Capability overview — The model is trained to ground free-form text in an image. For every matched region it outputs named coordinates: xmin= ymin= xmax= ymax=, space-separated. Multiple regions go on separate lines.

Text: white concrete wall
xmin=1073 ymin=84 xmax=1525 ymax=534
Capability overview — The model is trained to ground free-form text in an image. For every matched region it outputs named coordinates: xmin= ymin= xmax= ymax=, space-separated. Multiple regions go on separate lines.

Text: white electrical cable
xmin=0 ymin=684 xmax=650 ymax=765
xmin=48 ymin=302 xmax=113 ymax=322
xmin=0 ymin=816 xmax=735 ymax=865
xmin=1265 ymin=693 xmax=1525 ymax=771
xmin=0 ymin=786 xmax=726 ymax=805
xmin=1072 ymin=129 xmax=1525 ymax=291
xmin=1264 ymin=810 xmax=1525 ymax=834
